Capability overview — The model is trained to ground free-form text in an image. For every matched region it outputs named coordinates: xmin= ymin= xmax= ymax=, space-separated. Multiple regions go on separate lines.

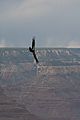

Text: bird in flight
xmin=29 ymin=37 xmax=39 ymax=63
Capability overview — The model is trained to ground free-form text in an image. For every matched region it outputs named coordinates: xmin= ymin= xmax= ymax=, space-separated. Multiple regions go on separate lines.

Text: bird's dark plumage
xmin=29 ymin=38 xmax=39 ymax=63
xmin=29 ymin=47 xmax=34 ymax=52
xmin=32 ymin=38 xmax=35 ymax=50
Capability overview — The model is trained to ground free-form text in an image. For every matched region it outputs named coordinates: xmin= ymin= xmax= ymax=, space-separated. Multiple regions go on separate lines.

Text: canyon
xmin=0 ymin=48 xmax=80 ymax=120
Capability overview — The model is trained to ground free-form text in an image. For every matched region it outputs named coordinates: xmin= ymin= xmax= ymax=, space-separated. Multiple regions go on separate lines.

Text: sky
xmin=0 ymin=0 xmax=80 ymax=48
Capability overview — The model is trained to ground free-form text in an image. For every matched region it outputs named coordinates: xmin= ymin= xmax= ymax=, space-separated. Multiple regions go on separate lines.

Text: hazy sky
xmin=0 ymin=0 xmax=80 ymax=48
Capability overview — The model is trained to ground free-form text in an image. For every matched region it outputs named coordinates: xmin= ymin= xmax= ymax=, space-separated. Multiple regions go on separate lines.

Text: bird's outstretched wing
xmin=29 ymin=47 xmax=33 ymax=52
xmin=33 ymin=52 xmax=39 ymax=63
xmin=32 ymin=37 xmax=35 ymax=50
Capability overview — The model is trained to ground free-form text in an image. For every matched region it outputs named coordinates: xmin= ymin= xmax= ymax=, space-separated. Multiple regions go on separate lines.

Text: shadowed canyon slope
xmin=0 ymin=48 xmax=80 ymax=120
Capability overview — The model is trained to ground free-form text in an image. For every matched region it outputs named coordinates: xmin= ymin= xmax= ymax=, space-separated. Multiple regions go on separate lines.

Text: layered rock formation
xmin=0 ymin=48 xmax=80 ymax=120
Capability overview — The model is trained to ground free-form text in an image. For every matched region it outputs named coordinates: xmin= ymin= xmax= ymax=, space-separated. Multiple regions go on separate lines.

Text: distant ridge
xmin=0 ymin=48 xmax=80 ymax=66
